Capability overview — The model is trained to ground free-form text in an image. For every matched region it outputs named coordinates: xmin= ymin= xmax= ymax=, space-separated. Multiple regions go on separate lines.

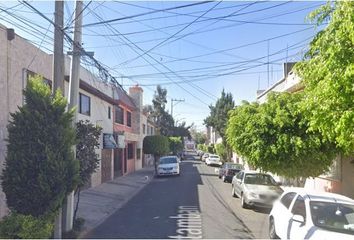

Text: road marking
xmin=168 ymin=206 xmax=202 ymax=239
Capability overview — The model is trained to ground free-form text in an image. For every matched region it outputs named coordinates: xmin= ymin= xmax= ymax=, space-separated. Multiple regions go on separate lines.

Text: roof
xmin=283 ymin=187 xmax=354 ymax=204
xmin=114 ymin=86 xmax=137 ymax=110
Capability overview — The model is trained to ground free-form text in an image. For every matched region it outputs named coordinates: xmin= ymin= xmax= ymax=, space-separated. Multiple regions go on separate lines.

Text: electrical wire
xmin=117 ymin=1 xmax=222 ymax=66
xmin=81 ymin=1 xmax=213 ymax=28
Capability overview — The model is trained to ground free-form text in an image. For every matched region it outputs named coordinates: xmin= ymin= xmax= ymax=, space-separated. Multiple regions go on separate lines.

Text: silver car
xmin=231 ymin=170 xmax=283 ymax=209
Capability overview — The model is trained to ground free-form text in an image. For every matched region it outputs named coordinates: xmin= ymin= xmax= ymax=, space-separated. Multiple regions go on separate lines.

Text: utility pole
xmin=171 ymin=98 xmax=185 ymax=122
xmin=53 ymin=1 xmax=64 ymax=93
xmin=64 ymin=0 xmax=84 ymax=233
xmin=52 ymin=1 xmax=64 ymax=238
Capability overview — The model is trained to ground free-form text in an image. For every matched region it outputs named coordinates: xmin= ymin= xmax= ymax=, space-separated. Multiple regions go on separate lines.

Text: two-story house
xmin=0 ymin=24 xmax=156 ymax=218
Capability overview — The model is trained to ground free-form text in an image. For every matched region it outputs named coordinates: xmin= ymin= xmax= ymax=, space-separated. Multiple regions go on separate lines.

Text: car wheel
xmin=269 ymin=218 xmax=279 ymax=239
xmin=231 ymin=185 xmax=237 ymax=198
xmin=241 ymin=193 xmax=249 ymax=209
xmin=222 ymin=175 xmax=227 ymax=182
xmin=218 ymin=174 xmax=221 ymax=179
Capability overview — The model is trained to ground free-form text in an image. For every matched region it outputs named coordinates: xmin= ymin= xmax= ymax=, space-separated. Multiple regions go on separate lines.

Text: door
xmin=101 ymin=149 xmax=112 ymax=183
xmin=289 ymin=196 xmax=308 ymax=240
xmin=234 ymin=172 xmax=244 ymax=196
xmin=123 ymin=147 xmax=127 ymax=173
xmin=114 ymin=148 xmax=122 ymax=177
xmin=276 ymin=192 xmax=297 ymax=239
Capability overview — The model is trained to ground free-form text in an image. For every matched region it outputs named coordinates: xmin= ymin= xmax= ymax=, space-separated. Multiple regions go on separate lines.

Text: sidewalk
xmin=77 ymin=166 xmax=155 ymax=238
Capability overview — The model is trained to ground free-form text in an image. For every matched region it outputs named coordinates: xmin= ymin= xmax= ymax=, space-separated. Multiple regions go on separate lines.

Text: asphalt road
xmin=87 ymin=153 xmax=269 ymax=239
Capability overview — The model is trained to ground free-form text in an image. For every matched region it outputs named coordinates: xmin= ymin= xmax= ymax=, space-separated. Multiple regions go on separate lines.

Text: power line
xmin=81 ymin=1 xmax=213 ymax=28
xmin=20 ymin=1 xmax=125 ymax=92
xmin=87 ymin=7 xmax=216 ymax=105
xmin=118 ymin=1 xmax=222 ymax=66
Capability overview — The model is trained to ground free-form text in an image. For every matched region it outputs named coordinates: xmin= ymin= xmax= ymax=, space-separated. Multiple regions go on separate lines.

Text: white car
xmin=205 ymin=154 xmax=222 ymax=166
xmin=269 ymin=188 xmax=354 ymax=239
xmin=157 ymin=156 xmax=180 ymax=176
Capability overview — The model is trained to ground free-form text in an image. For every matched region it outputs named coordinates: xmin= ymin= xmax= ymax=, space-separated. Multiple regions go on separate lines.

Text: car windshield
xmin=310 ymin=201 xmax=354 ymax=234
xmin=159 ymin=157 xmax=177 ymax=165
xmin=243 ymin=174 xmax=276 ymax=185
xmin=210 ymin=156 xmax=219 ymax=159
xmin=227 ymin=164 xmax=243 ymax=170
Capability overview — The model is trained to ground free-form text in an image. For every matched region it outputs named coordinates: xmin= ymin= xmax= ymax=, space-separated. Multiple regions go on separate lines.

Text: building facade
xmin=0 ymin=24 xmax=156 ymax=218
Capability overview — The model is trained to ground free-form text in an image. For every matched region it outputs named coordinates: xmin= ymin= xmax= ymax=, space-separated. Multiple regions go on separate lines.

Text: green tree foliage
xmin=204 ymin=89 xmax=235 ymax=140
xmin=1 ymin=76 xmax=79 ymax=217
xmin=74 ymin=120 xmax=102 ymax=221
xmin=170 ymin=122 xmax=192 ymax=139
xmin=143 ymin=135 xmax=170 ymax=172
xmin=168 ymin=137 xmax=183 ymax=155
xmin=295 ymin=1 xmax=354 ymax=154
xmin=204 ymin=89 xmax=234 ymax=159
xmin=215 ymin=143 xmax=227 ymax=162
xmin=0 ymin=212 xmax=54 ymax=239
xmin=150 ymin=85 xmax=174 ymax=136
xmin=190 ymin=127 xmax=207 ymax=145
xmin=226 ymin=93 xmax=337 ymax=178
xmin=76 ymin=120 xmax=102 ymax=187
xmin=207 ymin=144 xmax=216 ymax=154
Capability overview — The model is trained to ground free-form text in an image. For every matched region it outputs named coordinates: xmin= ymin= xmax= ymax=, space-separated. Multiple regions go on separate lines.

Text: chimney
xmin=129 ymin=84 xmax=143 ymax=110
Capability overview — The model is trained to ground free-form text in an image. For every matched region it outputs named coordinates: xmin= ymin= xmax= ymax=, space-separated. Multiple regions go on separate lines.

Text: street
xmin=87 ymin=153 xmax=269 ymax=239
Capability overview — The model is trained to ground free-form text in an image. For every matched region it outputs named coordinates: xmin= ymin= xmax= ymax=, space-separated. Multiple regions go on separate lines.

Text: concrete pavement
xmin=76 ymin=166 xmax=155 ymax=238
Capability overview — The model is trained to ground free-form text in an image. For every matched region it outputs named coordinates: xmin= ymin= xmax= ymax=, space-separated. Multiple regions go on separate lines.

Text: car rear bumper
xmin=157 ymin=170 xmax=179 ymax=176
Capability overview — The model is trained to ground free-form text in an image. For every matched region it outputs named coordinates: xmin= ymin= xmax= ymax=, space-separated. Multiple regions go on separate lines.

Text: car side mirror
xmin=292 ymin=215 xmax=305 ymax=225
xmin=276 ymin=181 xmax=282 ymax=186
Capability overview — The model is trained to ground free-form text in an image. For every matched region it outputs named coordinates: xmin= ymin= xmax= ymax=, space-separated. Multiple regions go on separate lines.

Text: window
xmin=127 ymin=143 xmax=134 ymax=159
xmin=280 ymin=192 xmax=297 ymax=209
xmin=108 ymin=106 xmax=111 ymax=119
xmin=291 ymin=196 xmax=306 ymax=219
xmin=127 ymin=111 xmax=132 ymax=127
xmin=115 ymin=106 xmax=124 ymax=124
xmin=142 ymin=124 xmax=146 ymax=134
xmin=79 ymin=93 xmax=90 ymax=116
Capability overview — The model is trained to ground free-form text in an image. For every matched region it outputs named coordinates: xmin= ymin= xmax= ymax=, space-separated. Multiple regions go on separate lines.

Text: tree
xmin=226 ymin=93 xmax=337 ymax=178
xmin=190 ymin=127 xmax=207 ymax=145
xmin=143 ymin=135 xmax=170 ymax=173
xmin=295 ymin=1 xmax=354 ymax=154
xmin=168 ymin=137 xmax=183 ymax=155
xmin=204 ymin=89 xmax=234 ymax=159
xmin=73 ymin=120 xmax=102 ymax=222
xmin=215 ymin=143 xmax=227 ymax=162
xmin=1 ymin=76 xmax=79 ymax=217
xmin=170 ymin=121 xmax=192 ymax=139
xmin=204 ymin=89 xmax=235 ymax=139
xmin=150 ymin=85 xmax=174 ymax=136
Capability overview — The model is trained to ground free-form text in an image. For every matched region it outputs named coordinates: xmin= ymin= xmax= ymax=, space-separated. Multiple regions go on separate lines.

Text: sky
xmin=0 ymin=1 xmax=325 ymax=132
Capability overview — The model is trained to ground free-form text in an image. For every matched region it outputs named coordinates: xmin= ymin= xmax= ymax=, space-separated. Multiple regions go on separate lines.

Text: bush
xmin=0 ymin=212 xmax=54 ymax=239
xmin=143 ymin=135 xmax=169 ymax=156
xmin=2 ymin=77 xmax=79 ymax=216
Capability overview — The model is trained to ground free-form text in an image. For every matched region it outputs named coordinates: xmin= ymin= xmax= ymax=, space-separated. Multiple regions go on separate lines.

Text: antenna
xmin=267 ymin=40 xmax=270 ymax=87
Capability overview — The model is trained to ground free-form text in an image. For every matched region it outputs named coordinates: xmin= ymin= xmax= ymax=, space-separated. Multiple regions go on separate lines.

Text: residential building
xmin=0 ymin=24 xmax=154 ymax=218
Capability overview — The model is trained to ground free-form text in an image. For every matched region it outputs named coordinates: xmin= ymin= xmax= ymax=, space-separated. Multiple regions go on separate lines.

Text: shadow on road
xmin=87 ymin=152 xmax=204 ymax=239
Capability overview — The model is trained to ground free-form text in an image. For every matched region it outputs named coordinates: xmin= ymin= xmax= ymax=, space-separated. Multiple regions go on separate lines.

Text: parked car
xmin=201 ymin=153 xmax=209 ymax=162
xmin=157 ymin=156 xmax=180 ymax=176
xmin=231 ymin=170 xmax=283 ymax=209
xmin=205 ymin=154 xmax=222 ymax=166
xmin=218 ymin=163 xmax=244 ymax=183
xmin=269 ymin=188 xmax=354 ymax=239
